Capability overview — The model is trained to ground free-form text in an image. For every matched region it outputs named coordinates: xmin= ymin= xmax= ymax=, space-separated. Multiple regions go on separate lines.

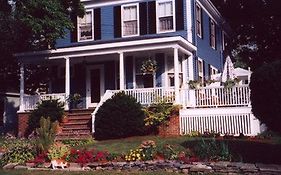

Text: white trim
xmin=121 ymin=3 xmax=140 ymax=37
xmin=222 ymin=31 xmax=226 ymax=51
xmin=119 ymin=52 xmax=125 ymax=90
xmin=188 ymin=55 xmax=194 ymax=81
xmin=65 ymin=57 xmax=70 ymax=110
xmin=77 ymin=9 xmax=94 ymax=42
xmin=186 ymin=0 xmax=193 ymax=43
xmin=19 ymin=64 xmax=25 ymax=112
xmin=17 ymin=36 xmax=197 ymax=58
xmin=156 ymin=0 xmax=176 ymax=34
xmin=196 ymin=0 xmax=219 ymax=25
xmin=86 ymin=65 xmax=105 ymax=108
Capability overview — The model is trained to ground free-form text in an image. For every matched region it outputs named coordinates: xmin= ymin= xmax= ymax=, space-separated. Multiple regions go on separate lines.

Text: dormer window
xmin=210 ymin=19 xmax=216 ymax=49
xmin=78 ymin=10 xmax=94 ymax=42
xmin=122 ymin=4 xmax=139 ymax=37
xmin=157 ymin=0 xmax=175 ymax=33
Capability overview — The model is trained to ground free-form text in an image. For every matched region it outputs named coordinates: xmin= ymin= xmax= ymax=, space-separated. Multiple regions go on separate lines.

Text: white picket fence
xmin=180 ymin=107 xmax=260 ymax=136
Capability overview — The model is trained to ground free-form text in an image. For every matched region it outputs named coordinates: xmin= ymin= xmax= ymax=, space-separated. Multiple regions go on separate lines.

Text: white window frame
xmin=121 ymin=3 xmax=140 ymax=37
xmin=77 ymin=9 xmax=94 ymax=42
xmin=156 ymin=0 xmax=176 ymax=34
xmin=210 ymin=19 xmax=216 ymax=49
xmin=210 ymin=65 xmax=218 ymax=75
xmin=195 ymin=3 xmax=202 ymax=38
xmin=197 ymin=58 xmax=204 ymax=84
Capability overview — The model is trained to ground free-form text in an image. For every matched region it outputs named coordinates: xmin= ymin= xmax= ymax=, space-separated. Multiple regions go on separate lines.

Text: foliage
xmin=0 ymin=140 xmax=35 ymax=166
xmin=27 ymin=152 xmax=49 ymax=167
xmin=28 ymin=99 xmax=64 ymax=134
xmin=156 ymin=144 xmax=178 ymax=160
xmin=141 ymin=59 xmax=157 ymax=74
xmin=185 ymin=131 xmax=201 ymax=137
xmin=35 ymin=117 xmax=58 ymax=152
xmin=250 ymin=60 xmax=281 ymax=133
xmin=47 ymin=142 xmax=70 ymax=160
xmin=67 ymin=149 xmax=94 ymax=165
xmin=62 ymin=139 xmax=94 ymax=148
xmin=125 ymin=148 xmax=145 ymax=161
xmin=188 ymin=80 xmax=201 ymax=89
xmin=193 ymin=138 xmax=232 ymax=161
xmin=223 ymin=78 xmax=239 ymax=88
xmin=143 ymin=102 xmax=180 ymax=130
xmin=66 ymin=93 xmax=82 ymax=109
xmin=211 ymin=0 xmax=281 ymax=70
xmin=94 ymin=92 xmax=145 ymax=140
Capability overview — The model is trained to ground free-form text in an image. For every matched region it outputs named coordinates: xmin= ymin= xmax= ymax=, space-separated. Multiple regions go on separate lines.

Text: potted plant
xmin=188 ymin=80 xmax=201 ymax=89
xmin=141 ymin=59 xmax=157 ymax=74
xmin=66 ymin=93 xmax=82 ymax=109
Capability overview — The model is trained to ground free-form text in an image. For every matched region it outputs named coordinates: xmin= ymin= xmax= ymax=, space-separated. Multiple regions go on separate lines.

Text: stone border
xmin=4 ymin=161 xmax=281 ymax=174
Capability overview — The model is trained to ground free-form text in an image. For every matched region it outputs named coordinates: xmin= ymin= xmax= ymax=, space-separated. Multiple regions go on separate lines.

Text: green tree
xmin=0 ymin=0 xmax=84 ymax=92
xmin=211 ymin=0 xmax=281 ymax=70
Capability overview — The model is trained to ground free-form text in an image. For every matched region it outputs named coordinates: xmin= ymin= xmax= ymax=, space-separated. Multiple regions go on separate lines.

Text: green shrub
xmin=193 ymin=138 xmax=232 ymax=161
xmin=28 ymin=99 xmax=64 ymax=134
xmin=0 ymin=140 xmax=35 ymax=166
xmin=36 ymin=117 xmax=57 ymax=152
xmin=250 ymin=60 xmax=281 ymax=133
xmin=47 ymin=142 xmax=70 ymax=160
xmin=94 ymin=92 xmax=145 ymax=140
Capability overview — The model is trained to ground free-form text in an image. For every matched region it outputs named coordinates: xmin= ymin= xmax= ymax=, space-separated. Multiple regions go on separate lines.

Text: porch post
xmin=65 ymin=57 xmax=70 ymax=110
xmin=188 ymin=54 xmax=196 ymax=107
xmin=119 ymin=52 xmax=125 ymax=90
xmin=19 ymin=63 xmax=25 ymax=112
xmin=174 ymin=47 xmax=180 ymax=104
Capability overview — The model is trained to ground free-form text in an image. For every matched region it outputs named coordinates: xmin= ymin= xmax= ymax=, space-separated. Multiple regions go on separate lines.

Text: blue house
xmin=17 ymin=0 xmax=258 ymax=138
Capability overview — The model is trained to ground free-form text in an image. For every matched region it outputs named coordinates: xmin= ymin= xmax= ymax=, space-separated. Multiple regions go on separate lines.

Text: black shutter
xmin=114 ymin=6 xmax=121 ymax=38
xmin=94 ymin=8 xmax=101 ymax=40
xmin=176 ymin=0 xmax=184 ymax=31
xmin=70 ymin=14 xmax=77 ymax=42
xmin=202 ymin=60 xmax=206 ymax=81
xmin=148 ymin=1 xmax=156 ymax=34
xmin=139 ymin=2 xmax=148 ymax=35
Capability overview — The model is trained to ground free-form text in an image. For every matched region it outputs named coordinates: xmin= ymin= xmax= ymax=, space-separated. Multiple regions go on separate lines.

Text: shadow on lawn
xmin=182 ymin=139 xmax=281 ymax=164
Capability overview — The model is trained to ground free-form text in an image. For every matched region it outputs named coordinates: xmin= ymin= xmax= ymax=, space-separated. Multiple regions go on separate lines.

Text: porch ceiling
xmin=15 ymin=36 xmax=197 ymax=63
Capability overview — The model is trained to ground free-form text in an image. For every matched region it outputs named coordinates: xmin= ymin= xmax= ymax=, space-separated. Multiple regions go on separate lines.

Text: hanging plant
xmin=141 ymin=59 xmax=157 ymax=74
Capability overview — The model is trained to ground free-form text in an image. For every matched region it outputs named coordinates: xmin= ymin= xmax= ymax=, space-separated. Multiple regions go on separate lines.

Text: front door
xmin=86 ymin=65 xmax=104 ymax=108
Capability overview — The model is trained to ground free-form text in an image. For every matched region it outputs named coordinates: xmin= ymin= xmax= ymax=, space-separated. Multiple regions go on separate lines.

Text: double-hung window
xmin=196 ymin=3 xmax=202 ymax=37
xmin=210 ymin=19 xmax=216 ymax=49
xmin=198 ymin=58 xmax=204 ymax=84
xmin=78 ymin=10 xmax=94 ymax=42
xmin=157 ymin=0 xmax=175 ymax=33
xmin=122 ymin=4 xmax=139 ymax=37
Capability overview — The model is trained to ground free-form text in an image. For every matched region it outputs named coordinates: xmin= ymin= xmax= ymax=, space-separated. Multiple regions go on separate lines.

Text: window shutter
xmin=70 ymin=14 xmax=77 ymax=42
xmin=148 ymin=1 xmax=156 ymax=34
xmin=202 ymin=60 xmax=206 ymax=81
xmin=176 ymin=0 xmax=184 ymax=31
xmin=94 ymin=8 xmax=101 ymax=40
xmin=139 ymin=2 xmax=148 ymax=35
xmin=114 ymin=6 xmax=121 ymax=38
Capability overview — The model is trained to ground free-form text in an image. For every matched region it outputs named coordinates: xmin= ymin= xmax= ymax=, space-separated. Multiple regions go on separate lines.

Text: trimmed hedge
xmin=94 ymin=92 xmax=145 ymax=140
xmin=250 ymin=60 xmax=281 ymax=133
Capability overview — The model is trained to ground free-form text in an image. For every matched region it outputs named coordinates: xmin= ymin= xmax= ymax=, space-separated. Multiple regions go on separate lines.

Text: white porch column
xmin=119 ymin=52 xmax=125 ymax=90
xmin=187 ymin=55 xmax=196 ymax=107
xmin=19 ymin=64 xmax=25 ymax=112
xmin=65 ymin=57 xmax=70 ymax=110
xmin=174 ymin=47 xmax=180 ymax=104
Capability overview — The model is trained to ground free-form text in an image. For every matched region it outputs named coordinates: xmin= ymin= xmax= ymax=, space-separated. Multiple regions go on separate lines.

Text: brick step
xmin=66 ymin=115 xmax=92 ymax=120
xmin=62 ymin=121 xmax=90 ymax=125
xmin=58 ymin=130 xmax=91 ymax=136
xmin=62 ymin=125 xmax=90 ymax=130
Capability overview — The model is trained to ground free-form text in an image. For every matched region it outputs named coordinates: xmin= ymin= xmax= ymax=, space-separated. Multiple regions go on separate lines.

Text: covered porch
xmin=16 ymin=36 xmax=196 ymax=112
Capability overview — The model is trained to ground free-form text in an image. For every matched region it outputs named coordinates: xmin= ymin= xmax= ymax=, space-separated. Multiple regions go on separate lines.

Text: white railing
xmin=22 ymin=93 xmax=66 ymax=111
xmin=180 ymin=107 xmax=261 ymax=136
xmin=182 ymin=85 xmax=250 ymax=107
xmin=123 ymin=87 xmax=175 ymax=105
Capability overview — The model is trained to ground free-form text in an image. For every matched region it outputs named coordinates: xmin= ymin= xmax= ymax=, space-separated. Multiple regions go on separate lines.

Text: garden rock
xmin=14 ymin=165 xmax=28 ymax=170
xmin=3 ymin=163 xmax=18 ymax=169
xmin=189 ymin=163 xmax=213 ymax=173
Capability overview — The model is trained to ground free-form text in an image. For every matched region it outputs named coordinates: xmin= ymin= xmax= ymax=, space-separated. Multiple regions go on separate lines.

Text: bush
xmin=0 ymin=140 xmax=35 ymax=166
xmin=36 ymin=117 xmax=58 ymax=152
xmin=250 ymin=60 xmax=281 ymax=133
xmin=94 ymin=92 xmax=145 ymax=140
xmin=28 ymin=99 xmax=64 ymax=134
xmin=47 ymin=142 xmax=70 ymax=160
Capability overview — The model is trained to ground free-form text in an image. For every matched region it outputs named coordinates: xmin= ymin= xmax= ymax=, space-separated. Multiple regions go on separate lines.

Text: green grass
xmin=78 ymin=135 xmax=199 ymax=154
xmin=0 ymin=170 xmax=181 ymax=175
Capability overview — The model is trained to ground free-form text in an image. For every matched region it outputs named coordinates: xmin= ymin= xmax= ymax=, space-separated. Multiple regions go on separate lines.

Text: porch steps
xmin=55 ymin=109 xmax=94 ymax=140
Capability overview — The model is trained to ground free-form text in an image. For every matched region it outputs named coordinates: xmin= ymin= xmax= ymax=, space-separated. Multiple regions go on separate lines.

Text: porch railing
xmin=182 ymin=85 xmax=250 ymax=108
xmin=22 ymin=93 xmax=66 ymax=111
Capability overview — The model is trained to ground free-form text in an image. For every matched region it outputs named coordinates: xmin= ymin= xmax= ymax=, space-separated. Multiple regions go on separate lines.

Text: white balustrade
xmin=181 ymin=85 xmax=250 ymax=107
xmin=180 ymin=107 xmax=260 ymax=136
xmin=22 ymin=93 xmax=66 ymax=111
